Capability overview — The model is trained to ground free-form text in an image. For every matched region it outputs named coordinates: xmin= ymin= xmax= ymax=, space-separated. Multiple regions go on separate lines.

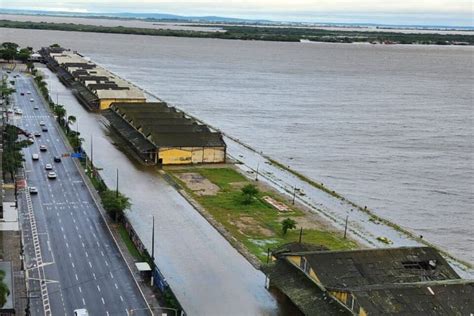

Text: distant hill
xmin=0 ymin=8 xmax=272 ymax=24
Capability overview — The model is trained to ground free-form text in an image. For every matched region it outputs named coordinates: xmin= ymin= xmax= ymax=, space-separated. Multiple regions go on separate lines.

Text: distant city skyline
xmin=3 ymin=0 xmax=474 ymax=26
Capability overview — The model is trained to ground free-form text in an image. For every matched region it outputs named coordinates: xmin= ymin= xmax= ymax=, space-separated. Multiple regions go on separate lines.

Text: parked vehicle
xmin=47 ymin=171 xmax=57 ymax=179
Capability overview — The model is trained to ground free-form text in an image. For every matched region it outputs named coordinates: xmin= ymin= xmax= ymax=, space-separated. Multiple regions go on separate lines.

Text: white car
xmin=29 ymin=187 xmax=38 ymax=194
xmin=32 ymin=153 xmax=39 ymax=160
xmin=39 ymin=121 xmax=46 ymax=126
xmin=30 ymin=98 xmax=34 ymax=102
xmin=45 ymin=164 xmax=53 ymax=170
xmin=47 ymin=171 xmax=57 ymax=179
xmin=73 ymin=309 xmax=89 ymax=316
xmin=15 ymin=109 xmax=23 ymax=115
xmin=39 ymin=145 xmax=47 ymax=152
xmin=27 ymin=91 xmax=31 ymax=94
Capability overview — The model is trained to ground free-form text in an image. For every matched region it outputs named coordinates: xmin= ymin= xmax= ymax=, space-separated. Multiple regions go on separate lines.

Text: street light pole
xmin=116 ymin=168 xmax=119 ymax=198
xmin=255 ymin=162 xmax=260 ymax=181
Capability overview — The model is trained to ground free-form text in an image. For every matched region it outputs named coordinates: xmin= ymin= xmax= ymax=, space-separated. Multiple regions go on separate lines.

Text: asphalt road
xmin=10 ymin=72 xmax=150 ymax=316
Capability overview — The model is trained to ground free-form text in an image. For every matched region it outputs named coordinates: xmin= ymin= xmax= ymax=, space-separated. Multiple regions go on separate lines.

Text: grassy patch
xmin=118 ymin=225 xmax=143 ymax=260
xmin=170 ymin=167 xmax=356 ymax=263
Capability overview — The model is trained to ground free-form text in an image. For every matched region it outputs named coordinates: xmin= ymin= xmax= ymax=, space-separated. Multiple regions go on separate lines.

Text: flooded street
xmin=41 ymin=67 xmax=279 ymax=315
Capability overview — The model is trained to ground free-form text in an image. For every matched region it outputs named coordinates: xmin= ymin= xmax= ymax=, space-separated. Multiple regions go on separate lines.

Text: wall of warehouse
xmin=158 ymin=147 xmax=226 ymax=165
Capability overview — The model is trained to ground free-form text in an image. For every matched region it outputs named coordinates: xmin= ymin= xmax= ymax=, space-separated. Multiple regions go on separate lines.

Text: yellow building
xmin=105 ymin=102 xmax=226 ymax=165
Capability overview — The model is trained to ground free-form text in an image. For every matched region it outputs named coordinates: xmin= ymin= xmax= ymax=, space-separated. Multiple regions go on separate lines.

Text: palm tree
xmin=67 ymin=115 xmax=76 ymax=133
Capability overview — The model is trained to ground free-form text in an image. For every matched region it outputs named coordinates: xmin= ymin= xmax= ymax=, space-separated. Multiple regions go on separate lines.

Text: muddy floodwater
xmin=4 ymin=27 xmax=473 ymax=265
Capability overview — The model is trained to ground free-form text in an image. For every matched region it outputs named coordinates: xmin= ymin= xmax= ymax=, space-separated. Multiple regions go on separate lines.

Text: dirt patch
xmin=229 ymin=181 xmax=248 ymax=189
xmin=175 ymin=172 xmax=220 ymax=196
xmin=232 ymin=216 xmax=274 ymax=237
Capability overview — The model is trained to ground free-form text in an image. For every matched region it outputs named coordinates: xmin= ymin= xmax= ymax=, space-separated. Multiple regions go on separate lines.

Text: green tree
xmin=50 ymin=43 xmax=61 ymax=48
xmin=100 ymin=190 xmax=131 ymax=221
xmin=26 ymin=61 xmax=34 ymax=72
xmin=241 ymin=184 xmax=259 ymax=204
xmin=67 ymin=115 xmax=76 ymax=133
xmin=2 ymin=125 xmax=28 ymax=181
xmin=17 ymin=48 xmax=32 ymax=62
xmin=281 ymin=218 xmax=297 ymax=236
xmin=54 ymin=105 xmax=67 ymax=127
xmin=0 ymin=270 xmax=10 ymax=308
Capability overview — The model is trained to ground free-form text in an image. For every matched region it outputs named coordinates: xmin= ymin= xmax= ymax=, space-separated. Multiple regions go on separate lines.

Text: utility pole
xmin=116 ymin=168 xmax=119 ymax=198
xmin=292 ymin=187 xmax=298 ymax=205
xmin=299 ymin=227 xmax=303 ymax=243
xmin=151 ymin=216 xmax=155 ymax=261
xmin=344 ymin=215 xmax=349 ymax=239
xmin=255 ymin=162 xmax=260 ymax=181
xmin=90 ymin=134 xmax=94 ymax=171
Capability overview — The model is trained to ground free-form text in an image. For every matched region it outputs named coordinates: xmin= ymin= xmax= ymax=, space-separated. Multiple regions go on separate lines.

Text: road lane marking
xmin=60 ymin=226 xmax=64 ymax=232
xmin=75 ymin=274 xmax=78 ymax=281
xmin=120 ymin=295 xmax=124 ymax=302
xmin=81 ymin=242 xmax=85 ymax=248
xmin=85 ymin=251 xmax=88 ymax=258
xmin=71 ymin=262 xmax=75 ymax=268
xmin=88 ymin=261 xmax=92 ymax=268
xmin=97 ymin=285 xmax=101 ymax=292
xmin=101 ymin=297 xmax=105 ymax=305
xmin=114 ymin=283 xmax=118 ymax=289
xmin=93 ymin=273 xmax=96 ymax=280
xmin=82 ymin=298 xmax=86 ymax=305
xmin=105 ymin=260 xmax=109 ymax=267
xmin=110 ymin=272 xmax=114 ymax=279
xmin=100 ymin=251 xmax=105 ymax=257
xmin=65 ymin=242 xmax=69 ymax=248
xmin=78 ymin=286 xmax=82 ymax=293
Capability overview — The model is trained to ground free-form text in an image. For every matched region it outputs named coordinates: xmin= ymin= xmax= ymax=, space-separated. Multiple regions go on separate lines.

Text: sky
xmin=3 ymin=0 xmax=474 ymax=26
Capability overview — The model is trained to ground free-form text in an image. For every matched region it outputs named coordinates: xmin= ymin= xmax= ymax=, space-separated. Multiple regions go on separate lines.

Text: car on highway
xmin=15 ymin=109 xmax=23 ymax=115
xmin=20 ymin=92 xmax=24 ymax=96
xmin=54 ymin=156 xmax=62 ymax=163
xmin=45 ymin=164 xmax=53 ymax=170
xmin=32 ymin=154 xmax=39 ymax=160
xmin=30 ymin=98 xmax=34 ymax=102
xmin=39 ymin=145 xmax=47 ymax=152
xmin=73 ymin=309 xmax=89 ymax=316
xmin=39 ymin=121 xmax=45 ymax=126
xmin=27 ymin=91 xmax=31 ymax=94
xmin=28 ymin=137 xmax=35 ymax=143
xmin=29 ymin=187 xmax=38 ymax=194
xmin=42 ymin=127 xmax=48 ymax=132
xmin=47 ymin=171 xmax=57 ymax=179
xmin=34 ymin=105 xmax=39 ymax=110
xmin=34 ymin=132 xmax=41 ymax=137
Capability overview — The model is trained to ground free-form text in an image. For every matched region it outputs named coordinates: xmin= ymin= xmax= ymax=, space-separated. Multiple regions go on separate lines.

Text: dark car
xmin=20 ymin=92 xmax=25 ymax=96
xmin=42 ymin=127 xmax=48 ymax=132
xmin=54 ymin=156 xmax=62 ymax=163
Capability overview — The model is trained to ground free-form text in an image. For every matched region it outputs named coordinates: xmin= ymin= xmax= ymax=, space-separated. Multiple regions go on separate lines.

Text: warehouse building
xmin=104 ymin=102 xmax=226 ymax=165
xmin=41 ymin=49 xmax=146 ymax=110
xmin=265 ymin=244 xmax=474 ymax=316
